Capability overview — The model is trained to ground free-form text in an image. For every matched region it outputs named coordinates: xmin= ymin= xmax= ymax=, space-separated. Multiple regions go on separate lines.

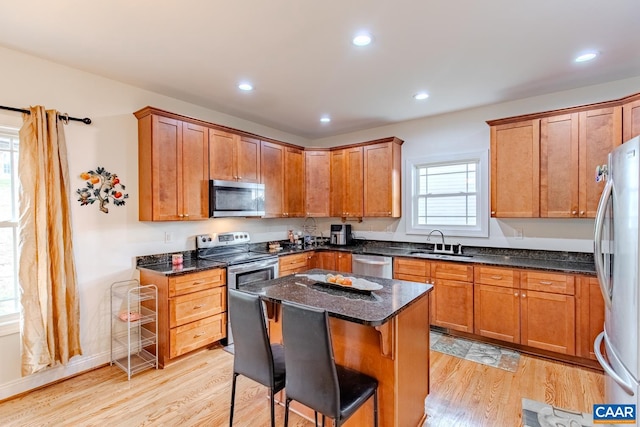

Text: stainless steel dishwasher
xmin=351 ymin=254 xmax=393 ymax=279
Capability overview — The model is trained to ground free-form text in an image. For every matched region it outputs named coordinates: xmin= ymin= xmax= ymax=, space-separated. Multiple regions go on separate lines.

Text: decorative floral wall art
xmin=76 ymin=167 xmax=128 ymax=213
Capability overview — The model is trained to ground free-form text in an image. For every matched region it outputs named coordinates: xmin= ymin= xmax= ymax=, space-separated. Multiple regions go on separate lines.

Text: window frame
xmin=0 ymin=125 xmax=20 ymax=336
xmin=405 ymin=150 xmax=489 ymax=238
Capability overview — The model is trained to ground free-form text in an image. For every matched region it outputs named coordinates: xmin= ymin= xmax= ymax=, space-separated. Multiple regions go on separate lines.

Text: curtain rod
xmin=0 ymin=105 xmax=92 ymax=125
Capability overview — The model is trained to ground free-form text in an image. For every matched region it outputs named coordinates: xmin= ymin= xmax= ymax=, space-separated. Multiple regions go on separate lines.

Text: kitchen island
xmin=240 ymin=269 xmax=433 ymax=427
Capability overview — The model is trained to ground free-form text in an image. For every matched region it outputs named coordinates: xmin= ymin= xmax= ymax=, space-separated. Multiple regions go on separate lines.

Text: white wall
xmin=311 ymin=76 xmax=640 ymax=252
xmin=1 ymin=43 xmax=638 ymax=399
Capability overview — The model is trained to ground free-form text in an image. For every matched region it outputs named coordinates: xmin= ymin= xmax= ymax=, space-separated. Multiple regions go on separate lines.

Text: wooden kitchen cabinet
xmin=431 ymin=262 xmax=474 ymax=333
xmin=520 ymin=270 xmax=576 ymax=355
xmin=316 ymin=251 xmax=352 ymax=273
xmin=330 ymin=147 xmax=364 ymax=218
xmin=136 ymin=111 xmax=209 ymax=221
xmin=284 ymin=146 xmax=305 ymax=218
xmin=140 ymin=268 xmax=226 ymax=367
xmin=209 ymin=129 xmax=261 ymax=183
xmin=474 ymin=266 xmax=521 ymax=343
xmin=279 ymin=253 xmax=309 ymax=276
xmin=393 ymin=257 xmax=430 ymax=283
xmin=623 ymin=95 xmax=640 ymax=141
xmin=576 ymin=275 xmax=604 ymax=360
xmin=305 ymin=150 xmax=330 ymax=217
xmin=363 ymin=138 xmax=402 ymax=217
xmin=490 ymin=120 xmax=540 ymax=217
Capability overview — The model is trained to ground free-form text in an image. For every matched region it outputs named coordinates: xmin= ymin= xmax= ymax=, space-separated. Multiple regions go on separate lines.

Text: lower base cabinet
xmin=140 ymin=268 xmax=226 ymax=367
xmin=431 ymin=262 xmax=474 ymax=333
xmin=576 ymin=276 xmax=605 ymax=360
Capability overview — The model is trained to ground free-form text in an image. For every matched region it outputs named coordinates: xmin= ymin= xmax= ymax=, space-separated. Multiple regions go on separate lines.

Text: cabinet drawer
xmin=521 ymin=271 xmax=575 ymax=295
xmin=394 ymin=273 xmax=429 ymax=284
xmin=279 ymin=254 xmax=308 ymax=274
xmin=170 ymin=313 xmax=226 ymax=358
xmin=169 ymin=268 xmax=226 ymax=297
xmin=474 ymin=266 xmax=519 ymax=288
xmin=170 ymin=287 xmax=226 ymax=327
xmin=432 ymin=262 xmax=473 ymax=282
xmin=394 ymin=257 xmax=429 ymax=278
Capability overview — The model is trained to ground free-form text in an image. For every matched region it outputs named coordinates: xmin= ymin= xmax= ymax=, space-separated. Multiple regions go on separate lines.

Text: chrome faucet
xmin=427 ymin=229 xmax=447 ymax=253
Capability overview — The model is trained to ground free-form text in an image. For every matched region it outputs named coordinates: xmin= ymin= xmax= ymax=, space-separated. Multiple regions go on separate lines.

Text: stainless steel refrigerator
xmin=594 ymin=135 xmax=640 ymax=420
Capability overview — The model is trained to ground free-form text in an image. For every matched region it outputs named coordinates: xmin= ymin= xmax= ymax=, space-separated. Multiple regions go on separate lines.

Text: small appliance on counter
xmin=330 ymin=224 xmax=353 ymax=246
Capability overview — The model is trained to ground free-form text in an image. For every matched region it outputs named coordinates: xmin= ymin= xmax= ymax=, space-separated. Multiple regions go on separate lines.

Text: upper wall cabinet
xmin=305 ymin=150 xmax=330 ymax=217
xmin=363 ymin=138 xmax=403 ymax=218
xmin=330 ymin=147 xmax=364 ymax=218
xmin=623 ymin=95 xmax=640 ymax=141
xmin=540 ymin=107 xmax=621 ymax=218
xmin=284 ymin=146 xmax=305 ymax=218
xmin=490 ymin=120 xmax=540 ymax=218
xmin=488 ymin=93 xmax=636 ymax=219
xmin=209 ymin=129 xmax=261 ymax=183
xmin=136 ymin=109 xmax=209 ymax=221
xmin=260 ymin=141 xmax=285 ymax=218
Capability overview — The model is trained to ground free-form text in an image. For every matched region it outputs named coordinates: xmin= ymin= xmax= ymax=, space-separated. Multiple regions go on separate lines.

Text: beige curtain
xmin=18 ymin=106 xmax=82 ymax=376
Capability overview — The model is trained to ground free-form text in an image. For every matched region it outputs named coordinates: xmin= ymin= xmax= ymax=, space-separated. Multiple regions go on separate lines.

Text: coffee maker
xmin=330 ymin=224 xmax=353 ymax=245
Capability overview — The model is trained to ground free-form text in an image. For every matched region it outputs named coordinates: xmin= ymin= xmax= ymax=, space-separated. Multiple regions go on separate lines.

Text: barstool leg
xmin=284 ymin=398 xmax=291 ymax=427
xmin=229 ymin=373 xmax=239 ymax=426
xmin=373 ymin=389 xmax=379 ymax=427
xmin=314 ymin=411 xmax=318 ymax=427
xmin=269 ymin=389 xmax=275 ymax=427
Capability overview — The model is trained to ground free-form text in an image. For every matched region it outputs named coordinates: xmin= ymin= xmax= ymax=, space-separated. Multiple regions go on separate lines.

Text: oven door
xmin=226 ymin=257 xmax=278 ymax=345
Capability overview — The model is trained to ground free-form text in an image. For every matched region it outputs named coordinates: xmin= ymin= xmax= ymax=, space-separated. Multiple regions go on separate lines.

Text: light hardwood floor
xmin=0 ymin=344 xmax=603 ymax=427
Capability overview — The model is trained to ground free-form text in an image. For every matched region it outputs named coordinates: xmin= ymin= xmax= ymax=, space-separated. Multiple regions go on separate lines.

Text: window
xmin=406 ymin=150 xmax=489 ymax=238
xmin=0 ymin=126 xmax=20 ymax=328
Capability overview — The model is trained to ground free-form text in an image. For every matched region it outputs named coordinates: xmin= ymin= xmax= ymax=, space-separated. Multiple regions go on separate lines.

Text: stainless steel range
xmin=196 ymin=232 xmax=278 ymax=345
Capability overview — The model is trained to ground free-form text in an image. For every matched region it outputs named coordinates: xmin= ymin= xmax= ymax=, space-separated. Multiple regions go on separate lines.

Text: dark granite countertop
xmin=137 ymin=257 xmax=226 ymax=276
xmin=240 ymin=268 xmax=432 ymax=326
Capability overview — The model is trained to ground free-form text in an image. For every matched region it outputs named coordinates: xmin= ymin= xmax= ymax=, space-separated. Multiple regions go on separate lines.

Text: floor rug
xmin=522 ymin=398 xmax=593 ymax=427
xmin=430 ymin=330 xmax=520 ymax=372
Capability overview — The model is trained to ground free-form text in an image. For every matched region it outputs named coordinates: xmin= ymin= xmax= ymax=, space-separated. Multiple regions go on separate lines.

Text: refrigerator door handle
xmin=594 ymin=179 xmax=613 ymax=309
xmin=594 ymin=331 xmax=635 ymax=396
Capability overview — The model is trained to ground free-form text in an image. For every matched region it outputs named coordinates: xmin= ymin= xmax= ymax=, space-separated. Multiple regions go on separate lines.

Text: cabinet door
xmin=317 ymin=252 xmax=336 ymax=270
xmin=260 ymin=141 xmax=285 ymax=218
xmin=364 ymin=142 xmax=400 ymax=217
xmin=431 ymin=279 xmax=473 ymax=333
xmin=305 ymin=150 xmax=330 ymax=217
xmin=578 ymin=106 xmax=622 ymax=217
xmin=540 ymin=114 xmax=579 ymax=217
xmin=474 ymin=284 xmax=520 ymax=343
xmin=330 ymin=149 xmax=346 ymax=217
xmin=181 ymin=123 xmax=209 ymax=220
xmin=284 ymin=147 xmax=305 ymax=217
xmin=345 ymin=147 xmax=364 ymax=217
xmin=209 ymin=129 xmax=236 ymax=181
xmin=336 ymin=252 xmax=352 ymax=273
xmin=150 ymin=115 xmax=182 ymax=221
xmin=236 ymin=136 xmax=261 ymax=183
xmin=623 ymin=98 xmax=640 ymax=141
xmin=576 ymin=276 xmax=604 ymax=360
xmin=490 ymin=120 xmax=540 ymax=217
xmin=520 ymin=290 xmax=575 ymax=355
xmin=306 ymin=251 xmax=318 ymax=269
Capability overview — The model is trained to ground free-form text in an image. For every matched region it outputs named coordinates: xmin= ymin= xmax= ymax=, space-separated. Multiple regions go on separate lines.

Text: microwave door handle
xmin=594 ymin=179 xmax=613 ymax=309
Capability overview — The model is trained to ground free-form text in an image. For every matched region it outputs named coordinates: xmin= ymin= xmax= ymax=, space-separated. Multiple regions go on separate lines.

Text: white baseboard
xmin=0 ymin=351 xmax=110 ymax=401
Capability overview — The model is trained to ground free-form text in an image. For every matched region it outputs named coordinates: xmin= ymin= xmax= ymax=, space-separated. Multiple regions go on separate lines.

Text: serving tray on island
xmin=313 ymin=281 xmax=375 ymax=295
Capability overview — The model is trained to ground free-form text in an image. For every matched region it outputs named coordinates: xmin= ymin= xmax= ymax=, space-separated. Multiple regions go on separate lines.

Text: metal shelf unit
xmin=110 ymin=280 xmax=158 ymax=379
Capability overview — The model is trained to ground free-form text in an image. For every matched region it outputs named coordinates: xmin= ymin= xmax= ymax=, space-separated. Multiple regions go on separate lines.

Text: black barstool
xmin=281 ymin=300 xmax=378 ymax=427
xmin=228 ymin=289 xmax=285 ymax=427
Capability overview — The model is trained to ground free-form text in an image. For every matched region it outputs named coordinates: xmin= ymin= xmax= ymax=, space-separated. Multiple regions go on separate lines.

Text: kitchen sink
xmin=408 ymin=251 xmax=473 ymax=261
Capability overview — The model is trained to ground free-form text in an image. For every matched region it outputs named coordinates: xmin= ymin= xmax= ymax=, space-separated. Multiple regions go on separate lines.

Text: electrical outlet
xmin=164 ymin=231 xmax=174 ymax=243
xmin=515 ymin=228 xmax=524 ymax=240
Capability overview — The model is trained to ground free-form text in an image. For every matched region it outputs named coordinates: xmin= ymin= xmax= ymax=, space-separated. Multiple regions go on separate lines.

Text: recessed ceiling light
xmin=238 ymin=82 xmax=253 ymax=91
xmin=320 ymin=116 xmax=331 ymax=123
xmin=414 ymin=92 xmax=429 ymax=100
xmin=575 ymin=52 xmax=598 ymax=63
xmin=352 ymin=33 xmax=372 ymax=47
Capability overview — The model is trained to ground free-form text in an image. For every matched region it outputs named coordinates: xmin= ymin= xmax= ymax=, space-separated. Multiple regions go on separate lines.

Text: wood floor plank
xmin=0 ymin=344 xmax=603 ymax=427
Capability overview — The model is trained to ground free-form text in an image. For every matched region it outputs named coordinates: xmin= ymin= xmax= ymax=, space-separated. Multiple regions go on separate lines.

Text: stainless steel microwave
xmin=209 ymin=180 xmax=265 ymax=217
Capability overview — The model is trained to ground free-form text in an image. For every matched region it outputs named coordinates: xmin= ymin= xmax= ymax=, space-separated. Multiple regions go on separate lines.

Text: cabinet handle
xmin=178 ymin=214 xmax=184 ymax=218
xmin=193 ymin=304 xmax=204 ymax=310
xmin=514 ymin=292 xmax=519 ymax=297
xmin=193 ymin=332 xmax=206 ymax=338
xmin=580 ymin=210 xmax=585 ymax=216
xmin=572 ymin=210 xmax=577 ymax=215
xmin=539 ymin=281 xmax=553 ymax=285
xmin=521 ymin=293 xmax=526 ymax=298
xmin=192 ymin=280 xmax=205 ymax=286
xmin=388 ymin=211 xmax=391 ymax=215
xmin=184 ymin=213 xmax=189 ymax=218
xmin=491 ymin=275 xmax=503 ymax=280
xmin=491 ymin=211 xmax=496 ymax=215
xmin=238 ymin=176 xmax=242 ymax=180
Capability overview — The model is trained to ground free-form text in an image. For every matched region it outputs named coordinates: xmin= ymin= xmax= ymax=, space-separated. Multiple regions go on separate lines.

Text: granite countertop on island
xmin=239 ymin=268 xmax=432 ymax=326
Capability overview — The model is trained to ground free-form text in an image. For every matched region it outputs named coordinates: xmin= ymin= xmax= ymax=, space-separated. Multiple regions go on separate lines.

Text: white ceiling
xmin=1 ymin=0 xmax=639 ymax=139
